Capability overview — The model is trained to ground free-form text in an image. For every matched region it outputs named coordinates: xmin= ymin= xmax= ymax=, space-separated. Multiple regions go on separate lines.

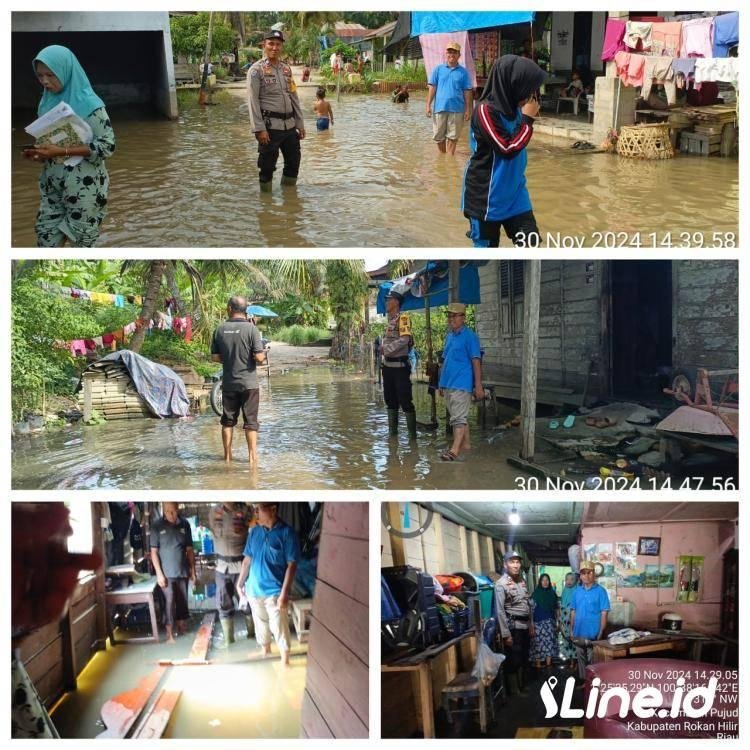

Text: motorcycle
xmin=209 ymin=338 xmax=270 ymax=416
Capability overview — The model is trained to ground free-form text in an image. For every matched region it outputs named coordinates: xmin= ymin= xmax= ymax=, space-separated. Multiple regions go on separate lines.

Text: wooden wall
xmin=16 ymin=574 xmax=105 ymax=708
xmin=301 ymin=503 xmax=369 ymax=739
xmin=15 ymin=503 xmax=107 ymax=709
xmin=672 ymin=260 xmax=738 ymax=370
xmin=476 ymin=260 xmax=738 ymax=399
xmin=381 ymin=502 xmax=498 ymax=576
xmin=476 ymin=260 xmax=605 ymax=395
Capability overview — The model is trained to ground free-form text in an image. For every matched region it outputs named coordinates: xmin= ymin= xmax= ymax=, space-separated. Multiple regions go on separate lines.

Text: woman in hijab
xmin=559 ymin=572 xmax=578 ymax=670
xmin=23 ymin=46 xmax=115 ymax=247
xmin=462 ymin=54 xmax=546 ymax=247
xmin=529 ymin=573 xmax=559 ymax=669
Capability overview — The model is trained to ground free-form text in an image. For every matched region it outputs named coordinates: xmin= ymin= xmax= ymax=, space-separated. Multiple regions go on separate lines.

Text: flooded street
xmin=12 ymin=367 xmax=525 ymax=490
xmin=11 ymin=88 xmax=738 ymax=247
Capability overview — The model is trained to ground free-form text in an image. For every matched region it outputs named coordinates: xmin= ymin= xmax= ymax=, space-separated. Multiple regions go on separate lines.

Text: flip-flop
xmin=579 ymin=141 xmax=595 ymax=150
xmin=585 ymin=417 xmax=598 ymax=427
xmin=562 ymin=414 xmax=576 ymax=428
xmin=548 ymin=420 xmax=560 ymax=429
xmin=571 ymin=141 xmax=582 ymax=149
xmin=441 ymin=450 xmax=458 ymax=461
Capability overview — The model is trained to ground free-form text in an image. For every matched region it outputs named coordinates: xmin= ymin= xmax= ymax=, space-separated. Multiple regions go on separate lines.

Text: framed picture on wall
xmin=638 ymin=536 xmax=661 ymax=556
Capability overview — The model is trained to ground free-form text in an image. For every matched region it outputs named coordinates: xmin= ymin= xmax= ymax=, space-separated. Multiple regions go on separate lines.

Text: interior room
xmin=12 ymin=501 xmax=368 ymax=739
xmin=380 ymin=500 xmax=738 ymax=739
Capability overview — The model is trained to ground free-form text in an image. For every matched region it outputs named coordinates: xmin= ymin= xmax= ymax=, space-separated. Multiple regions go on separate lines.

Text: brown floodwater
xmin=11 ymin=88 xmax=738 ymax=247
xmin=11 ymin=367 xmax=526 ymax=490
xmin=50 ymin=610 xmax=307 ymax=739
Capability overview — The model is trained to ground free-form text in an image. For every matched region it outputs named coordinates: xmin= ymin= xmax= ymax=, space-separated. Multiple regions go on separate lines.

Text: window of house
xmin=499 ymin=260 xmax=525 ymax=336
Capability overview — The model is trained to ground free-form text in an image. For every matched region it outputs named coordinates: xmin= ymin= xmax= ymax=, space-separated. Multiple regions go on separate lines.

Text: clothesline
xmin=39 ymin=281 xmax=143 ymax=307
xmin=602 ymin=13 xmax=739 ymax=63
xmin=64 ymin=312 xmax=193 ymax=358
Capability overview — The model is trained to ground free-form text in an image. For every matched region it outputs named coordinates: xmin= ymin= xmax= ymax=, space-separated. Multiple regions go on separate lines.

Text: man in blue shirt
xmin=438 ymin=302 xmax=484 ymax=461
xmin=570 ymin=559 xmax=610 ymax=680
xmin=425 ymin=42 xmax=474 ymax=155
xmin=237 ymin=502 xmax=300 ymax=665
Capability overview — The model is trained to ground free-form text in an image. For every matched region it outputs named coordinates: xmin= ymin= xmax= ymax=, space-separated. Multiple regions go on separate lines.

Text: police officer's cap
xmin=264 ymin=29 xmax=285 ymax=42
xmin=387 ymin=290 xmax=405 ymax=304
xmin=504 ymin=550 xmax=523 ymax=562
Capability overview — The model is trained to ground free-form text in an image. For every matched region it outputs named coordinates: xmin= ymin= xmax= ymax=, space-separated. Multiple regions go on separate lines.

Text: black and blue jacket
xmin=462 ymin=102 xmax=535 ymax=222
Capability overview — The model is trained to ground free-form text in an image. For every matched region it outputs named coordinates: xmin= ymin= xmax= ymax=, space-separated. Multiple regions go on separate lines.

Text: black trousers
xmin=258 ymin=128 xmax=301 ymax=182
xmin=467 ymin=211 xmax=540 ymax=248
xmin=382 ymin=365 xmax=415 ymax=413
xmin=504 ymin=626 xmax=530 ymax=674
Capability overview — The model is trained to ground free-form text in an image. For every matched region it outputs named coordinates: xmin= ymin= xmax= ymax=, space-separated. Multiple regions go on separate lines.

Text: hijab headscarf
xmin=34 ymin=45 xmax=105 ymax=118
xmin=561 ymin=572 xmax=577 ymax=608
xmin=532 ymin=574 xmax=559 ymax=613
xmin=479 ymin=54 xmax=547 ymax=119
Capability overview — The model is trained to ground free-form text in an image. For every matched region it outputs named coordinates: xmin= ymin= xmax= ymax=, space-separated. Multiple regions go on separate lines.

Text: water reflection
xmin=11 ymin=89 xmax=738 ymax=247
xmin=12 ymin=367 xmax=523 ymax=490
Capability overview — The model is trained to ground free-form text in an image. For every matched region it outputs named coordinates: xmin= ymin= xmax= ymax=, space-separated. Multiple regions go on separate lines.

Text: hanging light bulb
xmin=508 ymin=505 xmax=521 ymax=526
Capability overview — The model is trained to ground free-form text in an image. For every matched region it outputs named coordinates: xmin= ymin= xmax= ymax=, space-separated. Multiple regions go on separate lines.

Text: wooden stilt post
xmin=83 ymin=376 xmax=93 ymax=422
xmin=519 ymin=260 xmax=541 ymax=460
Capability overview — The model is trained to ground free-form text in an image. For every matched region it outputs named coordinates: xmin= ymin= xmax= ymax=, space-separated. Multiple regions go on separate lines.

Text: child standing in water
xmin=462 ymin=55 xmax=547 ymax=247
xmin=314 ymin=88 xmax=334 ymax=130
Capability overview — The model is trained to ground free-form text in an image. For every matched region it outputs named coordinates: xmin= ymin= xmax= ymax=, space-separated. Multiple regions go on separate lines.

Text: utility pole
xmin=519 ymin=260 xmax=541 ymax=460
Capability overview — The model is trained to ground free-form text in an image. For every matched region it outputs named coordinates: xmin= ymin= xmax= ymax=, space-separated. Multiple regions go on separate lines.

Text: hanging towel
xmin=651 ymin=22 xmax=682 ymax=56
xmin=134 ymin=295 xmax=143 ymax=305
xmin=70 ymin=340 xmax=86 ymax=356
xmin=93 ymin=336 xmax=103 ymax=348
xmin=419 ymin=31 xmax=477 ymax=87
xmin=712 ymin=12 xmax=739 ymax=58
xmin=641 ymin=57 xmax=676 ymax=102
xmin=614 ymin=51 xmax=646 ymax=87
xmin=84 ymin=339 xmax=97 ymax=352
xmin=184 ymin=316 xmax=192 ymax=343
xmin=679 ymin=17 xmax=714 ymax=59
xmin=114 ymin=295 xmax=125 ymax=308
xmin=624 ymin=21 xmax=653 ymax=51
xmin=601 ymin=19 xmax=627 ymax=61
xmin=695 ymin=57 xmax=739 ymax=88
xmin=671 ymin=57 xmax=696 ymax=89
xmin=123 ymin=321 xmax=137 ymax=336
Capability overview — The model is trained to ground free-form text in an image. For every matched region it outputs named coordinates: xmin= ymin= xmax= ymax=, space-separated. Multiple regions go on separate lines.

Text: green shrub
xmin=139 ymin=330 xmax=219 ymax=379
xmin=272 ymin=325 xmax=330 ymax=346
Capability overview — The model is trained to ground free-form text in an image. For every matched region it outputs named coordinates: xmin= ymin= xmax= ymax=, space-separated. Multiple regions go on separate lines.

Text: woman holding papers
xmin=23 ymin=45 xmax=115 ymax=247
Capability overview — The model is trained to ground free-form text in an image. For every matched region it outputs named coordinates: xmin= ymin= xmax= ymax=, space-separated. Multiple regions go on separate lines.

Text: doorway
xmin=611 ymin=260 xmax=673 ymax=397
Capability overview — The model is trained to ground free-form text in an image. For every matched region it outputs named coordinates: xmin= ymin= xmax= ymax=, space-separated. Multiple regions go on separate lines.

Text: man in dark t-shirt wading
xmin=211 ymin=295 xmax=267 ymax=465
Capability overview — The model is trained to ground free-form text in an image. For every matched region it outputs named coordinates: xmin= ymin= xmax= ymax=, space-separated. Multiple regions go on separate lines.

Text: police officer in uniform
xmin=381 ymin=289 xmax=417 ymax=438
xmin=247 ymin=29 xmax=306 ymax=192
xmin=494 ymin=550 xmax=535 ymax=695
xmin=208 ymin=503 xmax=255 ymax=647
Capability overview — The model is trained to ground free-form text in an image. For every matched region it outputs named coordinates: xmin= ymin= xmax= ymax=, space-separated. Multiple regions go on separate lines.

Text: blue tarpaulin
xmin=246 ymin=304 xmax=278 ymax=318
xmin=376 ymin=261 xmax=482 ymax=314
xmin=410 ymin=12 xmax=534 ymax=36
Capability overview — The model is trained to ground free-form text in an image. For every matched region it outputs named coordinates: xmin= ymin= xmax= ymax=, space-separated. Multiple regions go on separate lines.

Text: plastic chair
xmin=556 ymin=95 xmax=581 ymax=116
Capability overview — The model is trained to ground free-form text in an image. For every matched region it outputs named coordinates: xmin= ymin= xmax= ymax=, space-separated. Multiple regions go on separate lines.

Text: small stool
xmin=291 ymin=598 xmax=313 ymax=644
xmin=441 ymin=673 xmax=488 ymax=733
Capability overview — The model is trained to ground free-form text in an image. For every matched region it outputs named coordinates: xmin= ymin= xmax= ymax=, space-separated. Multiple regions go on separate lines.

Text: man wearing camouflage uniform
xmin=381 ymin=289 xmax=417 ymax=438
xmin=247 ymin=29 xmax=306 ymax=192
xmin=494 ymin=550 xmax=535 ymax=695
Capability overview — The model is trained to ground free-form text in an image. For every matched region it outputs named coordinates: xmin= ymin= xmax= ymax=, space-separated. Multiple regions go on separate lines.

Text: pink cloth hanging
xmin=601 ymin=19 xmax=627 ymax=61
xmin=419 ymin=31 xmax=476 ymax=87
xmin=679 ymin=17 xmax=714 ymax=59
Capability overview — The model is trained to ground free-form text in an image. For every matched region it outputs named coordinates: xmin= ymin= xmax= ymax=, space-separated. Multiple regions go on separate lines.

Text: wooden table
xmin=592 ymin=633 xmax=688 ymax=662
xmin=105 ymin=576 xmax=160 ymax=645
xmin=651 ymin=629 xmax=728 ymax=663
xmin=382 ymin=631 xmax=475 ymax=738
